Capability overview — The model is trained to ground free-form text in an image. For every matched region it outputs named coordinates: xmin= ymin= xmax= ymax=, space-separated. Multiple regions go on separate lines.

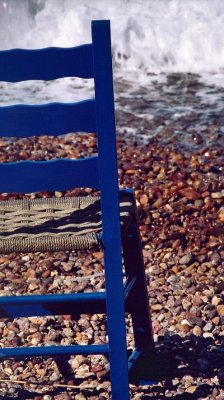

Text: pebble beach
xmin=0 ymin=0 xmax=224 ymax=398
xmin=0 ymin=101 xmax=223 ymax=399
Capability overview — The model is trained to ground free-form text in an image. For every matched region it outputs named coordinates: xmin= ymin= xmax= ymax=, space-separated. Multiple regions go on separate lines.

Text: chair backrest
xmin=0 ymin=20 xmax=121 ymax=248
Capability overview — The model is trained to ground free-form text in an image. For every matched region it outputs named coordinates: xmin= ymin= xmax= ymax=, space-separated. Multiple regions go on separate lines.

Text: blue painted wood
xmin=122 ymin=191 xmax=154 ymax=350
xmin=0 ymin=292 xmax=106 ymax=318
xmin=92 ymin=20 xmax=130 ymax=400
xmin=0 ymin=345 xmax=109 ymax=359
xmin=124 ymin=276 xmax=137 ymax=301
xmin=0 ymin=44 xmax=93 ymax=82
xmin=0 ymin=100 xmax=96 ymax=137
xmin=128 ymin=349 xmax=156 ymax=385
xmin=0 ymin=20 xmax=154 ymax=396
xmin=0 ymin=292 xmax=106 ymax=305
xmin=0 ymin=157 xmax=99 ymax=192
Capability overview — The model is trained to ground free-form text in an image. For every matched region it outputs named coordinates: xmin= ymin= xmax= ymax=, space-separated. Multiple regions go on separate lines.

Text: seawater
xmin=0 ymin=0 xmax=224 ymax=147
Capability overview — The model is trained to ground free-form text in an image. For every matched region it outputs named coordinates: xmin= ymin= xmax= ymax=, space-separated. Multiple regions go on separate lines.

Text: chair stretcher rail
xmin=0 ymin=292 xmax=106 ymax=318
xmin=0 ymin=345 xmax=109 ymax=359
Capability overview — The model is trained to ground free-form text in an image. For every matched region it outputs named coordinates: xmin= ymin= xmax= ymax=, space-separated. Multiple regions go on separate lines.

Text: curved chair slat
xmin=0 ymin=157 xmax=99 ymax=192
xmin=0 ymin=100 xmax=96 ymax=137
xmin=0 ymin=44 xmax=93 ymax=81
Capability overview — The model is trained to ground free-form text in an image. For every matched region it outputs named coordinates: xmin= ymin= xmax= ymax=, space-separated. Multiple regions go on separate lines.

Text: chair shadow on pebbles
xmin=130 ymin=332 xmax=223 ymax=400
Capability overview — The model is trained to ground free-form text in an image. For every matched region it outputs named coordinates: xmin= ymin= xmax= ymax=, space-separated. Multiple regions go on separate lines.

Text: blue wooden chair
xmin=0 ymin=20 xmax=154 ymax=399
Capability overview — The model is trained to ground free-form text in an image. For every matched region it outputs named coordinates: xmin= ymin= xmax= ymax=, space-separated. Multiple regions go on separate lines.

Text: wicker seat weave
xmin=0 ymin=194 xmax=134 ymax=253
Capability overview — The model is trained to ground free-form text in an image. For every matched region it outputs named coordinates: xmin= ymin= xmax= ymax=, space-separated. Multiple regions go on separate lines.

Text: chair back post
xmin=91 ymin=20 xmax=130 ymax=398
xmin=91 ymin=20 xmax=120 ymax=238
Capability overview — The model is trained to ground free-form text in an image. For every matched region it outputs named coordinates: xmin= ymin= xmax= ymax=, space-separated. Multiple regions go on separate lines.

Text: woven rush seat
xmin=0 ymin=193 xmax=134 ymax=253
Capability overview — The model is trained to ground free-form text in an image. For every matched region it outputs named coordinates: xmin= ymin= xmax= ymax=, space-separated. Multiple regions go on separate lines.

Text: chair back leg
xmin=122 ymin=193 xmax=155 ymax=381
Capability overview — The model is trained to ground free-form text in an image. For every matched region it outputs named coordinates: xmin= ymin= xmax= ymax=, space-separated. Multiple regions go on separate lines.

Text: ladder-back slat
xmin=0 ymin=44 xmax=93 ymax=82
xmin=0 ymin=100 xmax=96 ymax=137
xmin=0 ymin=157 xmax=99 ymax=193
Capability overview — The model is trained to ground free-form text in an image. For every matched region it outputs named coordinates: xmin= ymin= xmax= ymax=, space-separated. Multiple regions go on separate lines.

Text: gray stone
xmin=179 ymin=254 xmax=193 ymax=265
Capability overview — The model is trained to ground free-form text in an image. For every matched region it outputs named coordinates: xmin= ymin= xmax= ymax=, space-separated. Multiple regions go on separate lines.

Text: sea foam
xmin=0 ymin=0 xmax=224 ymax=75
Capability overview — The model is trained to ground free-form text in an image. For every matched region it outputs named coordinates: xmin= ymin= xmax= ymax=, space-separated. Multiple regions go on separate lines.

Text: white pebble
xmin=22 ymin=255 xmax=30 ymax=262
